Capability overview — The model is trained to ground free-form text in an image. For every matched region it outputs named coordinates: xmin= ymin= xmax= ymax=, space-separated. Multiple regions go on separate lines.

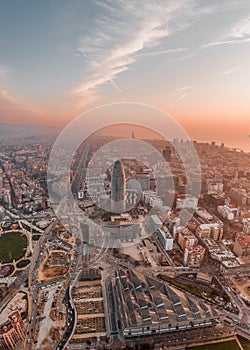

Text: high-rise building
xmin=211 ymin=141 xmax=216 ymax=150
xmin=135 ymin=173 xmax=150 ymax=191
xmin=111 ymin=160 xmax=126 ymax=212
xmin=126 ymin=190 xmax=141 ymax=207
xmin=87 ymin=175 xmax=108 ymax=202
xmin=156 ymin=175 xmax=174 ymax=199
xmin=149 ymin=214 xmax=162 ymax=232
xmin=157 ymin=228 xmax=173 ymax=251
xmin=163 ymin=146 xmax=171 ymax=162
xmin=0 ymin=168 xmax=3 ymax=189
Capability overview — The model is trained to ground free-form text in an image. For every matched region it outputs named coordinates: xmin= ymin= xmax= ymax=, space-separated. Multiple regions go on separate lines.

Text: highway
xmin=218 ymin=274 xmax=250 ymax=325
xmin=24 ymin=220 xmax=57 ymax=350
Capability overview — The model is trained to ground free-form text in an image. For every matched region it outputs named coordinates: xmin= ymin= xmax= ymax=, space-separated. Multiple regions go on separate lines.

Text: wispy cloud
xmin=164 ymin=85 xmax=191 ymax=110
xmin=202 ymin=38 xmax=250 ymax=48
xmin=202 ymin=15 xmax=250 ymax=48
xmin=230 ymin=16 xmax=250 ymax=38
xmin=223 ymin=65 xmax=243 ymax=74
xmin=72 ymin=6 xmax=173 ymax=100
xmin=175 ymin=85 xmax=192 ymax=92
xmin=0 ymin=87 xmax=43 ymax=115
xmin=72 ymin=0 xmax=214 ymax=107
xmin=0 ymin=66 xmax=9 ymax=80
xmin=0 ymin=65 xmax=13 ymax=88
xmin=175 ymin=92 xmax=189 ymax=102
xmin=136 ymin=47 xmax=188 ymax=58
xmin=110 ymin=79 xmax=127 ymax=100
xmin=0 ymin=63 xmax=42 ymax=116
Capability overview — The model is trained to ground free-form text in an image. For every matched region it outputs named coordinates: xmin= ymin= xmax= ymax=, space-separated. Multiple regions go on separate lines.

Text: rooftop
xmin=236 ymin=235 xmax=250 ymax=248
xmin=108 ymin=267 xmax=221 ymax=337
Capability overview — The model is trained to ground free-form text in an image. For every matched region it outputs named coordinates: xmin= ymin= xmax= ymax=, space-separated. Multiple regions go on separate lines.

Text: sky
xmin=0 ymin=0 xmax=250 ymax=150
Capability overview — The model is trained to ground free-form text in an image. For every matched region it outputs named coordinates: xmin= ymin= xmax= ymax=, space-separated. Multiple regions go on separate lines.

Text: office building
xmin=135 ymin=173 xmax=150 ymax=191
xmin=111 ymin=160 xmax=126 ymax=212
xmin=157 ymin=227 xmax=173 ymax=251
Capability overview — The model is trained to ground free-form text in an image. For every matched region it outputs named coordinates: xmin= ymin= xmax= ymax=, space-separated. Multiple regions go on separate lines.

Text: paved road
xmin=24 ymin=220 xmax=56 ymax=350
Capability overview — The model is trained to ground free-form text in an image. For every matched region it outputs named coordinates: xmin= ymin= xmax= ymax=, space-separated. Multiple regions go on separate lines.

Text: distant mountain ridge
xmin=0 ymin=123 xmax=60 ymax=139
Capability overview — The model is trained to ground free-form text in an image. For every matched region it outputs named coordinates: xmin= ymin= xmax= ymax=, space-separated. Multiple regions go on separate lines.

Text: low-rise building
xmin=178 ymin=228 xmax=198 ymax=251
xmin=207 ymin=181 xmax=223 ymax=194
xmin=229 ymin=188 xmax=247 ymax=206
xmin=142 ymin=191 xmax=163 ymax=208
xmin=176 ymin=195 xmax=198 ymax=210
xmin=243 ymin=218 xmax=250 ymax=235
xmin=233 ymin=235 xmax=250 ymax=259
xmin=0 ymin=311 xmax=25 ymax=350
xmin=217 ymin=205 xmax=236 ymax=220
xmin=184 ymin=245 xmax=205 ymax=267
xmin=196 ymin=223 xmax=223 ymax=241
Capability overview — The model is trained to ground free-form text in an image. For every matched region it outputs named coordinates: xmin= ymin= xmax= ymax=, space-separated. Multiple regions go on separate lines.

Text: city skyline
xmin=1 ymin=2 xmax=250 ymax=348
xmin=1 ymin=134 xmax=250 ymax=349
xmin=0 ymin=1 xmax=250 ymax=151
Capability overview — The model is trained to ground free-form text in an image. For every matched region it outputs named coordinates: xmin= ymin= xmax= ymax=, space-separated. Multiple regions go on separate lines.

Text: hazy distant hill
xmin=0 ymin=123 xmax=60 ymax=140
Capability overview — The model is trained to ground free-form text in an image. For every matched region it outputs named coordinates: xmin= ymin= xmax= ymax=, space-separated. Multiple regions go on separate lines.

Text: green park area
xmin=238 ymin=336 xmax=250 ymax=350
xmin=189 ymin=340 xmax=240 ymax=350
xmin=158 ymin=274 xmax=230 ymax=303
xmin=0 ymin=231 xmax=27 ymax=263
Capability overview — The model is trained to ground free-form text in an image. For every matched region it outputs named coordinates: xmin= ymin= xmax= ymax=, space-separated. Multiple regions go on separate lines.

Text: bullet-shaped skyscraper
xmin=111 ymin=160 xmax=126 ymax=212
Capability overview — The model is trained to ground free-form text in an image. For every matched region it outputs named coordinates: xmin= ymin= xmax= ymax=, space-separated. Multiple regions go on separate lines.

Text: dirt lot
xmin=232 ymin=276 xmax=250 ymax=299
xmin=235 ymin=281 xmax=250 ymax=298
xmin=37 ymin=252 xmax=69 ymax=281
xmin=41 ymin=266 xmax=68 ymax=281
